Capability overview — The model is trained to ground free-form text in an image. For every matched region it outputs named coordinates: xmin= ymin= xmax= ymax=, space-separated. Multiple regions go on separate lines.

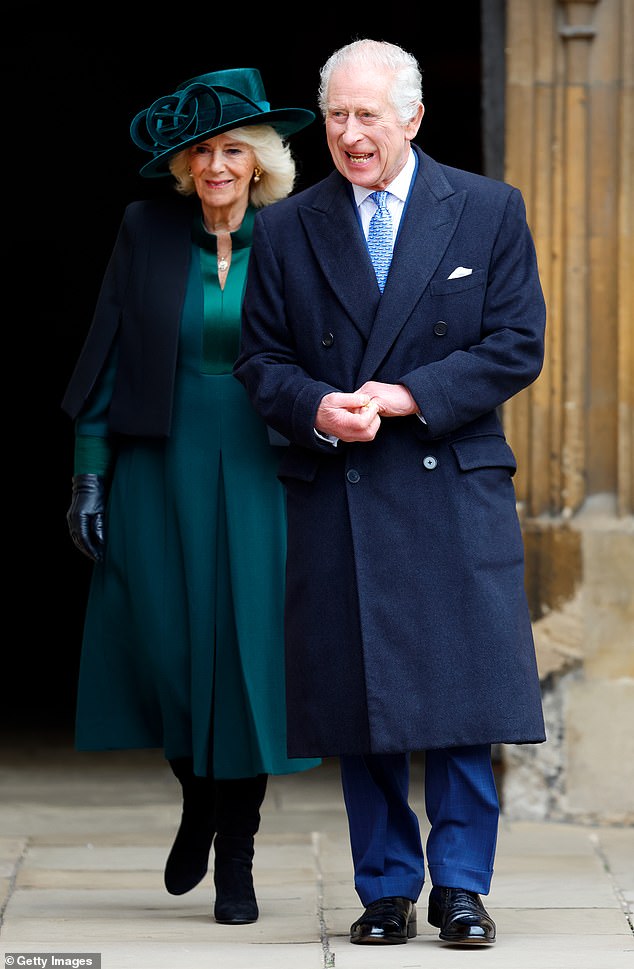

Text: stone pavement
xmin=0 ymin=731 xmax=632 ymax=969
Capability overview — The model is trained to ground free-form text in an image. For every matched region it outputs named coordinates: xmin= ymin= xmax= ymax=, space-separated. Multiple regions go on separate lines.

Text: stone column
xmin=501 ymin=0 xmax=634 ymax=823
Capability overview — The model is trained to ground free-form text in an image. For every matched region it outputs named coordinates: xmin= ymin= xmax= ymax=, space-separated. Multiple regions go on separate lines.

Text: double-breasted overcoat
xmin=234 ymin=145 xmax=547 ymax=758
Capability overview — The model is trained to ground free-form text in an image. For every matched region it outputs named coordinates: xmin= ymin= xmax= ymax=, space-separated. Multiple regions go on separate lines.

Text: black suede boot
xmin=164 ymin=757 xmax=216 ymax=895
xmin=213 ymin=774 xmax=268 ymax=924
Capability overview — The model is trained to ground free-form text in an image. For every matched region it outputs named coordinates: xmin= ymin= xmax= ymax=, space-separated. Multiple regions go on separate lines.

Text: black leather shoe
xmin=428 ymin=886 xmax=496 ymax=944
xmin=350 ymin=896 xmax=417 ymax=945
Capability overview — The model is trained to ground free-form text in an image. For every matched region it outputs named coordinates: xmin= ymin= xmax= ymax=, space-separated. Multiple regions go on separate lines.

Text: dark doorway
xmin=3 ymin=18 xmax=483 ymax=733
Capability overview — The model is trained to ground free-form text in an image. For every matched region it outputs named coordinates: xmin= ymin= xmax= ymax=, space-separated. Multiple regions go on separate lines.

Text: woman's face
xmin=188 ymin=133 xmax=256 ymax=209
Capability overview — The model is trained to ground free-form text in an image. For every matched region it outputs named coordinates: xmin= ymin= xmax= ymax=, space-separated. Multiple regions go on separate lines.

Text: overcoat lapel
xmin=296 ymin=151 xmax=467 ymax=369
xmin=357 ymin=152 xmax=467 ymax=383
xmin=298 ymin=174 xmax=381 ymax=340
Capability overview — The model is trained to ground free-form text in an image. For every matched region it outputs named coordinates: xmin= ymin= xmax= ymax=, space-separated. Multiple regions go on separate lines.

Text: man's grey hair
xmin=318 ymin=39 xmax=423 ymax=125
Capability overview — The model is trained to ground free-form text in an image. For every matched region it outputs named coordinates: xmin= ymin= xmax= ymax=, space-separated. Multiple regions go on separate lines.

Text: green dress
xmin=74 ymin=207 xmax=320 ymax=779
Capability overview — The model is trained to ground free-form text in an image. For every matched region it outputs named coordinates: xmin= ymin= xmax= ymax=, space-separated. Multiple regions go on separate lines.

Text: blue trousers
xmin=339 ymin=746 xmax=499 ymax=906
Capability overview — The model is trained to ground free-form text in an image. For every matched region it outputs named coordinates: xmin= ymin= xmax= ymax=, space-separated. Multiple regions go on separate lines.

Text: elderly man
xmin=234 ymin=38 xmax=546 ymax=947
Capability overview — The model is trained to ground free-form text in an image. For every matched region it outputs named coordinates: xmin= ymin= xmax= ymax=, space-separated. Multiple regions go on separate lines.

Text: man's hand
xmin=355 ymin=381 xmax=419 ymax=418
xmin=316 ymin=392 xmax=381 ymax=442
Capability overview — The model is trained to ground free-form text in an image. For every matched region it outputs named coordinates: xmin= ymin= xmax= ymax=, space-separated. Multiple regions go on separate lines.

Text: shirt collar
xmin=352 ymin=149 xmax=416 ymax=208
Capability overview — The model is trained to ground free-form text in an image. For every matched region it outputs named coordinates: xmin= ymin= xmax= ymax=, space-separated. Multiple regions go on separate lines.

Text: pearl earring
xmin=253 ymin=167 xmax=262 ymax=183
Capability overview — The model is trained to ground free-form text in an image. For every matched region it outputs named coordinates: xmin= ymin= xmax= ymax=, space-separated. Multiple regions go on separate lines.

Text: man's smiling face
xmin=324 ymin=64 xmax=423 ymax=191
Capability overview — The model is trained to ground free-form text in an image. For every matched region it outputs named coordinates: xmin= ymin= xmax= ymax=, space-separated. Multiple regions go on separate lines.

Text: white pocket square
xmin=448 ymin=266 xmax=473 ymax=279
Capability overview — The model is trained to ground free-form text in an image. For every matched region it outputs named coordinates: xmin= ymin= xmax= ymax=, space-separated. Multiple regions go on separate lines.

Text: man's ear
xmin=405 ymin=103 xmax=424 ymax=141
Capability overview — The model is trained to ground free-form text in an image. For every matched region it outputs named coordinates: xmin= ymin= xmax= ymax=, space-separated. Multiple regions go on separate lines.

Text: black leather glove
xmin=67 ymin=474 xmax=106 ymax=562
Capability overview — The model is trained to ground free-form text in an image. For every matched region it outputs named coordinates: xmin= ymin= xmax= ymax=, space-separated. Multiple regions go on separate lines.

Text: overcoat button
xmin=347 ymin=469 xmax=360 ymax=483
xmin=321 ymin=332 xmax=335 ymax=347
xmin=433 ymin=321 xmax=448 ymax=336
xmin=423 ymin=455 xmax=438 ymax=470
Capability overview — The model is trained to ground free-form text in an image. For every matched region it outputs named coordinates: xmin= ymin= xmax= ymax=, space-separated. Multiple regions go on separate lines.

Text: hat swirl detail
xmin=129 ymin=68 xmax=315 ymax=179
xmin=131 ymin=84 xmax=262 ymax=153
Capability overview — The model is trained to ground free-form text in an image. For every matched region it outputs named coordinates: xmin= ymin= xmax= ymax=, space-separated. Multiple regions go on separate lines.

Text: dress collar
xmin=191 ymin=204 xmax=256 ymax=252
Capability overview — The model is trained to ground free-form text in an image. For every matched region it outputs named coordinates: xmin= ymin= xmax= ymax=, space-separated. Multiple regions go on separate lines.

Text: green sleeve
xmin=74 ymin=434 xmax=114 ymax=476
xmin=73 ymin=334 xmax=118 ymax=476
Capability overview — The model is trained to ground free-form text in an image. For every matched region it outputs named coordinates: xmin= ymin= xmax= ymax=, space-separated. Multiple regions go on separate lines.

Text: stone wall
xmin=504 ymin=507 xmax=633 ymax=823
xmin=499 ymin=0 xmax=633 ymax=824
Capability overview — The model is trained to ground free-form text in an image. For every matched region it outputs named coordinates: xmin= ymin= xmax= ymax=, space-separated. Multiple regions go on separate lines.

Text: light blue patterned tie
xmin=367 ymin=191 xmax=393 ymax=293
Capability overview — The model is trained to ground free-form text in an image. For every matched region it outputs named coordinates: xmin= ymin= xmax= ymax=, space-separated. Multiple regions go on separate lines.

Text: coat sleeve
xmin=61 ymin=207 xmax=134 ymax=420
xmin=400 ymin=187 xmax=546 ymax=437
xmin=62 ymin=199 xmax=189 ymax=437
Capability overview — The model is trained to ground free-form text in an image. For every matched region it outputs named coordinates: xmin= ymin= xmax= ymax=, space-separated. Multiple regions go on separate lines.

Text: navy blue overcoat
xmin=234 ymin=146 xmax=547 ymax=757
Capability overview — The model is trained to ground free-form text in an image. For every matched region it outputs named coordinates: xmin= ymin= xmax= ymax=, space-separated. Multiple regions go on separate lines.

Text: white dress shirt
xmin=352 ymin=148 xmax=416 ymax=244
xmin=315 ymin=150 xmax=421 ymax=445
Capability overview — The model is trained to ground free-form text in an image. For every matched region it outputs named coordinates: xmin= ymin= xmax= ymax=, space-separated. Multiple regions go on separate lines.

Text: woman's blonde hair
xmin=169 ymin=124 xmax=297 ymax=207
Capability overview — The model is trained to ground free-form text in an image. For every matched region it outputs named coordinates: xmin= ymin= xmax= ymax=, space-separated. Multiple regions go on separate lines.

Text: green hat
xmin=130 ymin=67 xmax=315 ymax=178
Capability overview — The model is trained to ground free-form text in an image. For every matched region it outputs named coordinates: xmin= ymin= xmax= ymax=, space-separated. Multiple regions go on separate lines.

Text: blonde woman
xmin=62 ymin=68 xmax=319 ymax=925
